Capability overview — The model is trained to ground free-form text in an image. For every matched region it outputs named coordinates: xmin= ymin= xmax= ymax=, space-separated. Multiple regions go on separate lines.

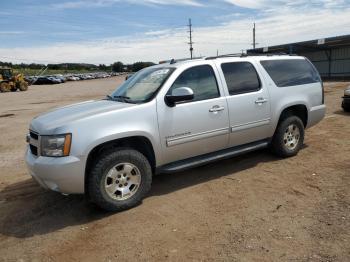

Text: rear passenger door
xmin=217 ymin=60 xmax=272 ymax=147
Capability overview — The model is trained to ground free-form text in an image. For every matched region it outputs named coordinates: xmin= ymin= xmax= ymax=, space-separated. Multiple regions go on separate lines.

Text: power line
xmin=188 ymin=18 xmax=194 ymax=59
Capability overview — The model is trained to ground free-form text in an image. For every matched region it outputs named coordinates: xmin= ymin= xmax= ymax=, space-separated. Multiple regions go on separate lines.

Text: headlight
xmin=345 ymin=88 xmax=350 ymax=96
xmin=41 ymin=134 xmax=72 ymax=157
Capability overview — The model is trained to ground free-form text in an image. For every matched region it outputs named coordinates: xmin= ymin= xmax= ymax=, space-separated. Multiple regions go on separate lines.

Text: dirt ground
xmin=0 ymin=78 xmax=349 ymax=262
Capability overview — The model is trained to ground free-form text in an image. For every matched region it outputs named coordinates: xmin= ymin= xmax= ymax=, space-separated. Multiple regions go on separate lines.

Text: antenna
xmin=188 ymin=18 xmax=194 ymax=59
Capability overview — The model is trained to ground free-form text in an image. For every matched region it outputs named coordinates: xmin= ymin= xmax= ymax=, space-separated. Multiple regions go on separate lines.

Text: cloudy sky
xmin=0 ymin=0 xmax=349 ymax=64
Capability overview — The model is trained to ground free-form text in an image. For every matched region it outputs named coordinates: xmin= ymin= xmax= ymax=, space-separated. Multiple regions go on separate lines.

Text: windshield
xmin=110 ymin=67 xmax=174 ymax=103
xmin=2 ymin=69 xmax=12 ymax=79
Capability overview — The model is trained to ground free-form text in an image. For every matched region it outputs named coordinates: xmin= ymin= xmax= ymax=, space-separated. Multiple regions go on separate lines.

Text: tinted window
xmin=221 ymin=62 xmax=261 ymax=95
xmin=260 ymin=59 xmax=321 ymax=87
xmin=169 ymin=65 xmax=219 ymax=102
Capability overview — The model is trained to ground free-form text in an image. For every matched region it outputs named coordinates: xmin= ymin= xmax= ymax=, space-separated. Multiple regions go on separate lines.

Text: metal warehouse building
xmin=248 ymin=34 xmax=350 ymax=80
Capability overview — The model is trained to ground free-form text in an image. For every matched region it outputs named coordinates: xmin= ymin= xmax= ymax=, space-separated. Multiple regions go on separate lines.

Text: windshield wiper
xmin=113 ymin=95 xmax=131 ymax=101
xmin=106 ymin=95 xmax=134 ymax=103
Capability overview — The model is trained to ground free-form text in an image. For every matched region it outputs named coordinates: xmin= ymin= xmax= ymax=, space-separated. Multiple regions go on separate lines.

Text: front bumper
xmin=342 ymin=96 xmax=350 ymax=110
xmin=25 ymin=147 xmax=86 ymax=194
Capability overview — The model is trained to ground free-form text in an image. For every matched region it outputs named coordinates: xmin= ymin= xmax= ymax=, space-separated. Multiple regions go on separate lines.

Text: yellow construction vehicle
xmin=0 ymin=67 xmax=28 ymax=93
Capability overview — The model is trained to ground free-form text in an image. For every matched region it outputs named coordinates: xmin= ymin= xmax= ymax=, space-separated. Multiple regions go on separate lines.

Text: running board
xmin=157 ymin=140 xmax=269 ymax=174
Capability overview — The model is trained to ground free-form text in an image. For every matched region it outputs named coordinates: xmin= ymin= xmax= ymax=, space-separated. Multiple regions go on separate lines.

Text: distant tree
xmin=47 ymin=63 xmax=99 ymax=71
xmin=131 ymin=62 xmax=155 ymax=72
xmin=125 ymin=64 xmax=133 ymax=72
xmin=0 ymin=61 xmax=13 ymax=68
xmin=99 ymin=64 xmax=107 ymax=70
xmin=112 ymin=61 xmax=124 ymax=72
xmin=28 ymin=63 xmax=45 ymax=69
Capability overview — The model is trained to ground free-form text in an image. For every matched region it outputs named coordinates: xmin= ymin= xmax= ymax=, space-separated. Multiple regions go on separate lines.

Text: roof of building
xmin=248 ymin=34 xmax=350 ymax=54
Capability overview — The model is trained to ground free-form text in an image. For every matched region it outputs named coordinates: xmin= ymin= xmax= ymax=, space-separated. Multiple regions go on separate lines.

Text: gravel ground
xmin=0 ymin=78 xmax=349 ymax=261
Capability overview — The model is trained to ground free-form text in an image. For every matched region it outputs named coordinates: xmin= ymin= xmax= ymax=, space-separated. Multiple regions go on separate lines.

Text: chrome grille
xmin=28 ymin=130 xmax=39 ymax=156
xmin=30 ymin=131 xmax=38 ymax=140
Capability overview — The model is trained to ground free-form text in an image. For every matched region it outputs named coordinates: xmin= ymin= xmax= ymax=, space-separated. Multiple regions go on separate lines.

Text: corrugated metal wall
xmin=300 ymin=46 xmax=350 ymax=79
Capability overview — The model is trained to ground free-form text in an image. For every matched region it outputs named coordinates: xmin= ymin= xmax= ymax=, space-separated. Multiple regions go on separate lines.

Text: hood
xmin=30 ymin=100 xmax=135 ymax=134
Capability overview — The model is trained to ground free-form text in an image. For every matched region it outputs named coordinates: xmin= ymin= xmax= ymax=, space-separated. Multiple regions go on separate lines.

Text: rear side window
xmin=260 ymin=59 xmax=321 ymax=87
xmin=221 ymin=62 xmax=261 ymax=95
xmin=170 ymin=65 xmax=219 ymax=102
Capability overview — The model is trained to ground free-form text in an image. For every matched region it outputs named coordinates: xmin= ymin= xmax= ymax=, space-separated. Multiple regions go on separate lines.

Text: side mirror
xmin=165 ymin=87 xmax=194 ymax=107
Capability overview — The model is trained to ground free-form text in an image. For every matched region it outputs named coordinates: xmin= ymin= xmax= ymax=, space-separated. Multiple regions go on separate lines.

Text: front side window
xmin=110 ymin=67 xmax=174 ymax=103
xmin=260 ymin=59 xmax=321 ymax=87
xmin=221 ymin=62 xmax=261 ymax=95
xmin=168 ymin=65 xmax=220 ymax=102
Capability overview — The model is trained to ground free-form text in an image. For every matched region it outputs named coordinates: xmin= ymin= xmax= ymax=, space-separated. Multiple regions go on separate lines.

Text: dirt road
xmin=0 ymin=78 xmax=349 ymax=261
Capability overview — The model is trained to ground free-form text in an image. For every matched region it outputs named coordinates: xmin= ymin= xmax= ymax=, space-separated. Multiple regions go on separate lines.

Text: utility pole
xmin=188 ymin=18 xmax=194 ymax=59
xmin=253 ymin=22 xmax=256 ymax=49
xmin=252 ymin=22 xmax=258 ymax=49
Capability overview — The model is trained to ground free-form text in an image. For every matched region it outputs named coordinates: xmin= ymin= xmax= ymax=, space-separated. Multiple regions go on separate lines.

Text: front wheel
xmin=88 ymin=149 xmax=152 ymax=212
xmin=271 ymin=116 xmax=305 ymax=158
xmin=18 ymin=81 xmax=28 ymax=91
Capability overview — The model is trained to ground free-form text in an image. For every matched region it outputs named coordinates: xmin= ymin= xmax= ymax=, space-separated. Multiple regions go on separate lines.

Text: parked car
xmin=54 ymin=74 xmax=66 ymax=83
xmin=26 ymin=55 xmax=325 ymax=211
xmin=28 ymin=72 xmax=119 ymax=85
xmin=33 ymin=76 xmax=60 ymax=85
xmin=66 ymin=75 xmax=80 ymax=81
xmin=342 ymin=86 xmax=350 ymax=112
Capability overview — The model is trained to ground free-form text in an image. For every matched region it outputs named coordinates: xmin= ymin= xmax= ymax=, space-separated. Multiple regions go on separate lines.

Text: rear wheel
xmin=0 ymin=82 xmax=11 ymax=92
xmin=271 ymin=116 xmax=304 ymax=157
xmin=88 ymin=148 xmax=152 ymax=212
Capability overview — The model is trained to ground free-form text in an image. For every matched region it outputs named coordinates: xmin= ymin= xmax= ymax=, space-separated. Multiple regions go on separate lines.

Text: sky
xmin=0 ymin=0 xmax=350 ymax=64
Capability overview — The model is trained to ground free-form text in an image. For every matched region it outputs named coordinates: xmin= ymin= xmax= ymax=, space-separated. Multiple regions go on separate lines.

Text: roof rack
xmin=205 ymin=53 xmax=243 ymax=60
xmin=205 ymin=52 xmax=293 ymax=60
xmin=159 ymin=57 xmax=204 ymax=64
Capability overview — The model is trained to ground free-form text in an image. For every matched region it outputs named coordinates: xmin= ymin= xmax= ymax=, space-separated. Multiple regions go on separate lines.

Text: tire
xmin=271 ymin=116 xmax=304 ymax=158
xmin=342 ymin=101 xmax=350 ymax=112
xmin=0 ymin=82 xmax=11 ymax=92
xmin=18 ymin=81 xmax=28 ymax=91
xmin=88 ymin=148 xmax=152 ymax=212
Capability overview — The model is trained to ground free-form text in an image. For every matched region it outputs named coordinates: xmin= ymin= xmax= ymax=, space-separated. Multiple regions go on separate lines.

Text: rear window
xmin=260 ymin=59 xmax=321 ymax=87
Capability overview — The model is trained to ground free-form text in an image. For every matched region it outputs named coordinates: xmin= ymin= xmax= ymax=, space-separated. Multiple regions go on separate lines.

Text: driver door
xmin=157 ymin=64 xmax=230 ymax=164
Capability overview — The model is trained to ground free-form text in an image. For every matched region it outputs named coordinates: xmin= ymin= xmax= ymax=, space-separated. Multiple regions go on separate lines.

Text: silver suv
xmin=26 ymin=55 xmax=326 ymax=211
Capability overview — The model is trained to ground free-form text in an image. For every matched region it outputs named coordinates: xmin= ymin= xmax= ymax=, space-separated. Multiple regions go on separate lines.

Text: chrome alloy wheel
xmin=104 ymin=163 xmax=141 ymax=201
xmin=283 ymin=124 xmax=300 ymax=150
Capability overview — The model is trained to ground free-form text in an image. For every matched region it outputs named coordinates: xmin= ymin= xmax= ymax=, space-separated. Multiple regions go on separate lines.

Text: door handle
xmin=209 ymin=105 xmax=225 ymax=112
xmin=255 ymin=98 xmax=268 ymax=104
